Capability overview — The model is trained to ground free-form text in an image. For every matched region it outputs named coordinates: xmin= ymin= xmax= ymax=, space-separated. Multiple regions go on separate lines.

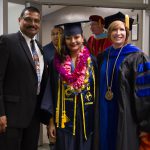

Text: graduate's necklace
xmin=105 ymin=45 xmax=125 ymax=101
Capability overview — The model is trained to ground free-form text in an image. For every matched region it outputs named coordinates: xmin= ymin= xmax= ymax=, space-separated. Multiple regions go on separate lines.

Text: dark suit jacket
xmin=0 ymin=31 xmax=48 ymax=128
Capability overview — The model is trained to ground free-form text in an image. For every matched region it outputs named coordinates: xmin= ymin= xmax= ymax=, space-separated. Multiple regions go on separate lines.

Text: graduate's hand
xmin=0 ymin=115 xmax=7 ymax=133
xmin=47 ymin=118 xmax=56 ymax=144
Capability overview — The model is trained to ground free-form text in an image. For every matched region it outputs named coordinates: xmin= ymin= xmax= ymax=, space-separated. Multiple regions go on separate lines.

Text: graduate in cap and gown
xmin=41 ymin=21 xmax=97 ymax=150
xmin=88 ymin=15 xmax=112 ymax=56
xmin=94 ymin=12 xmax=150 ymax=150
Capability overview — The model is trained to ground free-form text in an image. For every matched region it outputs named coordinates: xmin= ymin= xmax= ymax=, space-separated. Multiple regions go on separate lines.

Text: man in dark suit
xmin=43 ymin=26 xmax=64 ymax=65
xmin=0 ymin=6 xmax=48 ymax=150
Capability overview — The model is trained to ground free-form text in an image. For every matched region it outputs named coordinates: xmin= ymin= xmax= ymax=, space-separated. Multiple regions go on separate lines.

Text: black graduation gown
xmin=94 ymin=44 xmax=150 ymax=150
xmin=41 ymin=54 xmax=97 ymax=150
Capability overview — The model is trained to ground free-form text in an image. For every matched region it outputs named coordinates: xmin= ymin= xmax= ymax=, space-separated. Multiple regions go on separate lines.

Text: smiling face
xmin=19 ymin=10 xmax=41 ymax=38
xmin=108 ymin=20 xmax=128 ymax=49
xmin=65 ymin=34 xmax=84 ymax=53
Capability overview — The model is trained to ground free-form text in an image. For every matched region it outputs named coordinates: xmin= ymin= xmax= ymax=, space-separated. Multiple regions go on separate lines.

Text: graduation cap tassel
xmin=57 ymin=31 xmax=61 ymax=55
xmin=125 ymin=14 xmax=129 ymax=29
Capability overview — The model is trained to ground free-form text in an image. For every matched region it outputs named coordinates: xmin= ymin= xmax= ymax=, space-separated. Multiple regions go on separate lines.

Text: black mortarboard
xmin=104 ymin=12 xmax=134 ymax=30
xmin=89 ymin=15 xmax=105 ymax=25
xmin=55 ymin=21 xmax=89 ymax=36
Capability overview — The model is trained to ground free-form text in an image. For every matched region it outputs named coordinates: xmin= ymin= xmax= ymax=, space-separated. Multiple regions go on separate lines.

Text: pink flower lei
xmin=54 ymin=46 xmax=91 ymax=92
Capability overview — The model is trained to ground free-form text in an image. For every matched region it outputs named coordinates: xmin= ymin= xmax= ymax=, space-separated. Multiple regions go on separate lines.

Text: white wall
xmin=8 ymin=2 xmax=24 ymax=33
xmin=0 ymin=0 xmax=3 ymax=35
xmin=0 ymin=0 xmax=8 ymax=35
xmin=142 ymin=10 xmax=150 ymax=55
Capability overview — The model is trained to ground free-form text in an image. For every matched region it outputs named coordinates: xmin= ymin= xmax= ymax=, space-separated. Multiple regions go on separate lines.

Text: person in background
xmin=43 ymin=26 xmax=64 ymax=64
xmin=0 ymin=6 xmax=48 ymax=150
xmin=43 ymin=26 xmax=64 ymax=150
xmin=41 ymin=21 xmax=97 ymax=150
xmin=88 ymin=15 xmax=112 ymax=57
xmin=94 ymin=11 xmax=150 ymax=150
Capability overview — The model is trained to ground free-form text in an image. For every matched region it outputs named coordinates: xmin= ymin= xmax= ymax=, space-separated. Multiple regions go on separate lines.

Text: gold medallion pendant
xmin=105 ymin=87 xmax=113 ymax=101
xmin=105 ymin=46 xmax=125 ymax=101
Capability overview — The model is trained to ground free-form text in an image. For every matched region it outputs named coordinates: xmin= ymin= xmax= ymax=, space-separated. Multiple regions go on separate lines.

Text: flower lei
xmin=54 ymin=46 xmax=91 ymax=93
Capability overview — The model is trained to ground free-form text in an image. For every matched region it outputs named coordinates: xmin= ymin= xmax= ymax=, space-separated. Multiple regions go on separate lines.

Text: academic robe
xmin=41 ymin=54 xmax=97 ymax=150
xmin=88 ymin=35 xmax=112 ymax=57
xmin=43 ymin=42 xmax=55 ymax=65
xmin=94 ymin=44 xmax=150 ymax=150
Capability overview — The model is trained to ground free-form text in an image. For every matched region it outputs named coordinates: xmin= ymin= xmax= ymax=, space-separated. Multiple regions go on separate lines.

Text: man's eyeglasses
xmin=22 ymin=17 xmax=40 ymax=24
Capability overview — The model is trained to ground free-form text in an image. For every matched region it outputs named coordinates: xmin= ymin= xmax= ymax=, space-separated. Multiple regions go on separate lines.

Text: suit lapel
xmin=18 ymin=32 xmax=36 ymax=71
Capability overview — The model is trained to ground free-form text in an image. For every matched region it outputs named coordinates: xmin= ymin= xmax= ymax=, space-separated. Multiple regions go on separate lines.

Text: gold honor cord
xmin=56 ymin=79 xmax=60 ymax=127
xmin=81 ymin=94 xmax=87 ymax=140
xmin=61 ymin=84 xmax=64 ymax=128
xmin=63 ymin=86 xmax=67 ymax=123
xmin=57 ymin=31 xmax=61 ymax=55
xmin=73 ymin=95 xmax=77 ymax=135
xmin=92 ymin=66 xmax=96 ymax=100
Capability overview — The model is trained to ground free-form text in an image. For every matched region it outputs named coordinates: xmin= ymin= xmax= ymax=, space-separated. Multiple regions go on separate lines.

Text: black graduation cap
xmin=104 ymin=12 xmax=134 ymax=30
xmin=55 ymin=20 xmax=89 ymax=36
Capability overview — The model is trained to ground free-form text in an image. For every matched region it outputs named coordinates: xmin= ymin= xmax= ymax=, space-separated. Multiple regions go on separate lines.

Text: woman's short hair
xmin=107 ymin=21 xmax=129 ymax=44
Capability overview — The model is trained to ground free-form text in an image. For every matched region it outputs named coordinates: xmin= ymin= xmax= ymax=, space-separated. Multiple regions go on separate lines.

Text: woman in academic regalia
xmin=41 ymin=21 xmax=97 ymax=150
xmin=94 ymin=12 xmax=150 ymax=150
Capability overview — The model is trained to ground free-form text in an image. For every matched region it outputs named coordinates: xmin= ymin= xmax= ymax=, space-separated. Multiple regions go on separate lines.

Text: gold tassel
xmin=125 ymin=14 xmax=129 ymax=29
xmin=62 ymin=111 xmax=66 ymax=122
xmin=61 ymin=111 xmax=70 ymax=128
xmin=61 ymin=84 xmax=70 ymax=128
xmin=61 ymin=115 xmax=65 ymax=128
xmin=57 ymin=31 xmax=61 ymax=55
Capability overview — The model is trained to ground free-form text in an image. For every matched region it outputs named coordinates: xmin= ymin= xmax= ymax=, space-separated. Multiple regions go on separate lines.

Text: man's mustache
xmin=26 ymin=26 xmax=36 ymax=29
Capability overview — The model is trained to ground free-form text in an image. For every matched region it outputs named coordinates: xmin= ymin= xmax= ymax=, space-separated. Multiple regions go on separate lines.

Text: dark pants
xmin=49 ymin=143 xmax=56 ymax=150
xmin=0 ymin=115 xmax=40 ymax=150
